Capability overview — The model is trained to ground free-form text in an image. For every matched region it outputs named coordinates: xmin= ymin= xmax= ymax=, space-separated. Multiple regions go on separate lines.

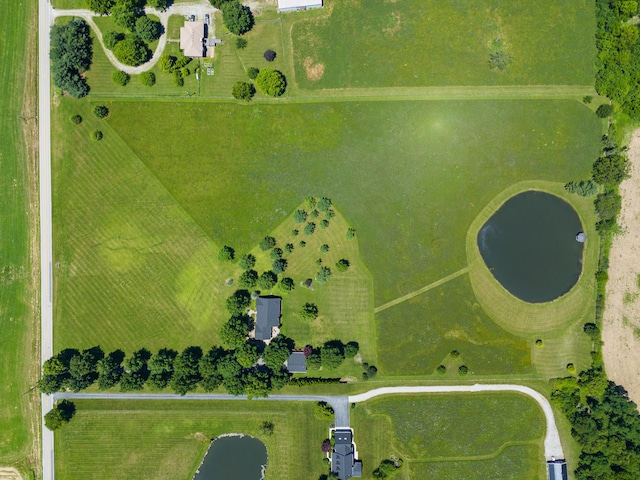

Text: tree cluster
xmin=44 ymin=400 xmax=77 ymax=431
xmin=221 ymin=0 xmax=254 ymax=35
xmin=305 ymin=340 xmax=352 ymax=370
xmin=372 ymin=457 xmax=403 ymax=479
xmin=50 ymin=19 xmax=93 ymax=98
xmin=595 ymin=0 xmax=640 ymax=117
xmin=564 ymin=180 xmax=599 ymax=197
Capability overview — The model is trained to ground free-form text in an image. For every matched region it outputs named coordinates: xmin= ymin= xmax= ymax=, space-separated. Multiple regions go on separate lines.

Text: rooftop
xmin=286 ymin=351 xmax=307 ymax=373
xmin=278 ymin=0 xmax=323 ymax=10
xmin=255 ymin=296 xmax=282 ymax=341
xmin=179 ymin=21 xmax=205 ymax=57
xmin=547 ymin=460 xmax=567 ymax=480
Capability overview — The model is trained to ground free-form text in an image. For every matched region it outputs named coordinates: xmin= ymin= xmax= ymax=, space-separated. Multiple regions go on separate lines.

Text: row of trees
xmin=51 ymin=19 xmax=93 ymax=98
xmin=86 ymin=0 xmax=170 ymax=15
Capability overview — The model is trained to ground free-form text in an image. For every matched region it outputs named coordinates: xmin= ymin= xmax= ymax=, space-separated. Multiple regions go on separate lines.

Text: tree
xmin=436 ymin=364 xmax=446 ymax=374
xmin=244 ymin=367 xmax=271 ymax=398
xmin=235 ymin=341 xmax=260 ymax=367
xmin=336 ymin=259 xmax=350 ymax=272
xmin=592 ymin=154 xmax=630 ymax=186
xmin=232 ymin=81 xmax=255 ymax=101
xmin=135 ymin=15 xmax=163 ymax=42
xmin=321 ymin=219 xmax=329 ymax=229
xmin=262 ymin=335 xmax=292 ymax=369
xmin=235 ymin=37 xmax=248 ymax=49
xmin=44 ymin=400 xmax=76 ymax=431
xmin=68 ymin=347 xmax=103 ymax=391
xmin=221 ymin=0 xmax=254 ymax=35
xmin=147 ymin=348 xmax=177 ymax=390
xmin=97 ymin=350 xmax=124 ymax=390
xmin=173 ymin=70 xmax=184 ymax=87
xmin=263 ymin=49 xmax=276 ymax=62
xmin=300 ymin=303 xmax=319 ymax=321
xmin=272 ymin=258 xmax=287 ymax=274
xmin=225 ymin=289 xmax=251 ymax=315
xmin=321 ymin=439 xmax=332 ymax=453
xmin=317 ymin=197 xmax=332 ymax=211
xmin=279 ymin=277 xmax=295 ymax=292
xmin=139 ymin=71 xmax=155 ymax=86
xmin=91 ymin=130 xmax=103 ymax=141
xmin=158 ymin=54 xmax=176 ymax=73
xmin=171 ymin=346 xmax=203 ymax=395
xmin=293 ymin=209 xmax=307 ymax=223
xmin=255 ymin=68 xmax=286 ymax=97
xmin=284 ymin=243 xmax=294 ymax=253
xmin=113 ymin=36 xmax=150 ymax=66
xmin=257 ymin=271 xmax=277 ymax=290
xmin=112 ymin=0 xmax=142 ymax=31
xmin=238 ymin=269 xmax=258 ymax=289
xmin=239 ymin=253 xmax=256 ymax=270
xmin=260 ymin=421 xmax=275 ymax=436
xmin=321 ymin=341 xmax=345 ymax=369
xmin=209 ymin=0 xmax=233 ymax=7
xmin=120 ymin=371 xmax=145 ymax=391
xmin=584 ymin=322 xmax=600 ymax=340
xmin=70 ymin=114 xmax=82 ymax=124
xmin=147 ymin=0 xmax=170 ymax=9
xmin=304 ymin=222 xmax=316 ymax=235
xmin=458 ymin=365 xmax=469 ymax=376
xmin=85 ymin=0 xmax=114 ymax=15
xmin=346 ymin=228 xmax=356 ymax=239
xmin=220 ymin=314 xmax=253 ymax=347
xmin=103 ymin=31 xmax=124 ymax=50
xmin=112 ymin=70 xmax=130 ymax=86
xmin=596 ymin=103 xmax=614 ymax=118
xmin=125 ymin=348 xmax=151 ymax=374
xmin=320 ymin=244 xmax=329 ymax=253
xmin=247 ymin=67 xmax=259 ymax=79
xmin=44 ymin=357 xmax=67 ymax=376
xmin=260 ymin=236 xmax=276 ymax=251
xmin=316 ymin=266 xmax=332 ymax=284
xmin=50 ymin=19 xmax=93 ymax=98
xmin=270 ymin=247 xmax=283 ymax=260
xmin=344 ymin=341 xmax=359 ymax=358
xmin=219 ymin=245 xmax=235 ymax=261
xmin=595 ymin=190 xmax=622 ymax=225
xmin=93 ymin=105 xmax=109 ymax=118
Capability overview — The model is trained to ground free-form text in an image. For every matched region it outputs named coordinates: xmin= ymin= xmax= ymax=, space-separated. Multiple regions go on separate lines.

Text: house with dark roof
xmin=286 ymin=351 xmax=307 ymax=373
xmin=547 ymin=459 xmax=568 ymax=480
xmin=255 ymin=296 xmax=281 ymax=341
xmin=331 ymin=429 xmax=362 ymax=480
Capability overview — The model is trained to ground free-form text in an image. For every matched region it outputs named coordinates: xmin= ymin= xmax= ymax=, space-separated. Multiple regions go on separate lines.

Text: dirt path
xmin=603 ymin=129 xmax=640 ymax=407
xmin=0 ymin=468 xmax=23 ymax=480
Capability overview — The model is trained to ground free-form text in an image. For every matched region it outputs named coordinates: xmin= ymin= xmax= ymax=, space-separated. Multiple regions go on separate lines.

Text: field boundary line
xmin=374 ymin=267 xmax=469 ymax=314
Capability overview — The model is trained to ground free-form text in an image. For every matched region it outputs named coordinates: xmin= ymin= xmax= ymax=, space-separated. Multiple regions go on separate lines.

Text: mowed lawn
xmin=353 ymin=393 xmax=545 ymax=480
xmin=290 ymin=0 xmax=595 ymax=90
xmin=55 ymin=399 xmax=329 ymax=480
xmin=0 ymin=0 xmax=38 ymax=468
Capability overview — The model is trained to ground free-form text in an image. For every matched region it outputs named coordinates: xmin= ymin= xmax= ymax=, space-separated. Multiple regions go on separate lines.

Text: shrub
xmin=93 ymin=105 xmax=109 ymax=118
xmin=458 ymin=365 xmax=469 ymax=376
xmin=567 ymin=363 xmax=576 ymax=374
xmin=239 ymin=253 xmax=256 ymax=270
xmin=304 ymin=222 xmax=316 ymax=235
xmin=596 ymin=104 xmax=614 ymax=118
xmin=255 ymin=68 xmax=286 ymax=97
xmin=91 ymin=130 xmax=103 ymax=141
xmin=112 ymin=70 xmax=130 ymax=86
xmin=291 ymin=229 xmax=299 ymax=236
xmin=219 ymin=245 xmax=235 ymax=261
xmin=336 ymin=259 xmax=350 ymax=272
xmin=138 ymin=72 xmax=156 ymax=87
xmin=436 ymin=364 xmax=446 ymax=374
xmin=450 ymin=350 xmax=460 ymax=359
xmin=320 ymin=244 xmax=329 ymax=253
xmin=103 ymin=31 xmax=124 ymax=50
xmin=221 ymin=0 xmax=254 ymax=35
xmin=284 ymin=243 xmax=294 ymax=253
xmin=298 ymin=241 xmax=306 ymax=248
xmin=346 ymin=228 xmax=356 ymax=239
xmin=235 ymin=37 xmax=248 ymax=49
xmin=247 ymin=67 xmax=259 ymax=79
xmin=564 ymin=180 xmax=599 ymax=197
xmin=232 ymin=81 xmax=255 ymax=101
xmin=260 ymin=236 xmax=276 ymax=251
xmin=314 ymin=401 xmax=334 ymax=420
xmin=318 ymin=197 xmax=332 ymax=211
xmin=316 ymin=266 xmax=331 ymax=284
xmin=293 ymin=209 xmax=307 ymax=223
xmin=535 ymin=339 xmax=543 ymax=347
xmin=344 ymin=341 xmax=359 ymax=358
xmin=173 ymin=70 xmax=184 ymax=87
xmin=583 ymin=95 xmax=593 ymax=104
xmin=70 ymin=114 xmax=82 ymax=124
xmin=321 ymin=439 xmax=331 ymax=453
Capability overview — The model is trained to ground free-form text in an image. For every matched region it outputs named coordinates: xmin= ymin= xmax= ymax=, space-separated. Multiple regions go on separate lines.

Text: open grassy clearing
xmin=54 ymin=399 xmax=328 ymax=480
xmin=0 ymin=0 xmax=38 ymax=470
xmin=289 ymin=0 xmax=595 ymax=90
xmin=352 ymin=393 xmax=545 ymax=479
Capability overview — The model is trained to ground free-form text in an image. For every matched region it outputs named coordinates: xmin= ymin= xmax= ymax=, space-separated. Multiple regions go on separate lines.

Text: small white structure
xmin=277 ymin=0 xmax=322 ymax=12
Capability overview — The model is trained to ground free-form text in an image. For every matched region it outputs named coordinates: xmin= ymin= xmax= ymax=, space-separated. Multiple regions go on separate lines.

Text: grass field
xmin=352 ymin=393 xmax=545 ymax=479
xmin=54 ymin=399 xmax=329 ymax=480
xmin=289 ymin=0 xmax=595 ymax=90
xmin=0 ymin=0 xmax=38 ymax=471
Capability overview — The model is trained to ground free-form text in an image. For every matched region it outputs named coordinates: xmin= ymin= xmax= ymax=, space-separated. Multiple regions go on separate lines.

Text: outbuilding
xmin=277 ymin=0 xmax=323 ymax=12
xmin=547 ymin=459 xmax=568 ymax=480
xmin=286 ymin=351 xmax=307 ymax=373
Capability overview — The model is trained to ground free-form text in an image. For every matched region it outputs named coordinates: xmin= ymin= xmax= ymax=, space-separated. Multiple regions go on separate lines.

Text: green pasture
xmin=289 ymin=0 xmax=596 ymax=90
xmin=0 ymin=0 xmax=38 ymax=468
xmin=54 ymin=399 xmax=328 ymax=480
xmin=352 ymin=393 xmax=545 ymax=479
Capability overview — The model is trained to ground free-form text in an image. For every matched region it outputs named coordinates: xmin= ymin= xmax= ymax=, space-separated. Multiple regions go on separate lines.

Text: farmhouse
xmin=286 ymin=351 xmax=307 ymax=373
xmin=180 ymin=21 xmax=206 ymax=57
xmin=331 ymin=429 xmax=362 ymax=480
xmin=277 ymin=0 xmax=323 ymax=12
xmin=255 ymin=296 xmax=282 ymax=341
xmin=547 ymin=459 xmax=568 ymax=480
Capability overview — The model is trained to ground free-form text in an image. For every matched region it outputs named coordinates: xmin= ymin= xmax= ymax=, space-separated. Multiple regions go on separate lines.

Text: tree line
xmin=50 ymin=19 xmax=93 ymax=98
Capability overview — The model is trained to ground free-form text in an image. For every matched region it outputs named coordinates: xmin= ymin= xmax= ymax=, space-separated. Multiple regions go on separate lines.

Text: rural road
xmin=56 ymin=384 xmax=564 ymax=460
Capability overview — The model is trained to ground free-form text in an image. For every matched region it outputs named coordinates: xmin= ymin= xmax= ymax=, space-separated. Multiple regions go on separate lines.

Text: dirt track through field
xmin=603 ymin=129 xmax=640 ymax=408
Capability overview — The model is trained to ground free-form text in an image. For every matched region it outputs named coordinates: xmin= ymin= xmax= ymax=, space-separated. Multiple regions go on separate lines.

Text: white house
xmin=277 ymin=0 xmax=322 ymax=12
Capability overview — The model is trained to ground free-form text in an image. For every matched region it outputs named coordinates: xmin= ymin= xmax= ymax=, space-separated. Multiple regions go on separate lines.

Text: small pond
xmin=193 ymin=435 xmax=267 ymax=480
xmin=477 ymin=191 xmax=584 ymax=303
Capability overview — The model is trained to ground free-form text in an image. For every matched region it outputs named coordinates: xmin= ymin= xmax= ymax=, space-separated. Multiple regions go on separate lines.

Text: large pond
xmin=193 ymin=435 xmax=267 ymax=480
xmin=477 ymin=191 xmax=584 ymax=303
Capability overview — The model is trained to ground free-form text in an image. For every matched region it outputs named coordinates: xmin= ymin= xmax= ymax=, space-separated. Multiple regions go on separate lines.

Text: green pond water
xmin=477 ymin=191 xmax=584 ymax=303
xmin=193 ymin=435 xmax=267 ymax=480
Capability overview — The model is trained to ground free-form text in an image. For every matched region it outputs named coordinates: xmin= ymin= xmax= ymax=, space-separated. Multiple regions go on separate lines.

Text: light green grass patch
xmin=55 ymin=399 xmax=329 ymax=480
xmin=289 ymin=0 xmax=595 ymax=90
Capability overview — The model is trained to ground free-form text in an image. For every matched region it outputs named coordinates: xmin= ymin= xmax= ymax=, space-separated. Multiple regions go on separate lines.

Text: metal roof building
xmin=286 ymin=351 xmax=307 ymax=373
xmin=547 ymin=459 xmax=568 ymax=480
xmin=277 ymin=0 xmax=323 ymax=12
xmin=255 ymin=296 xmax=281 ymax=341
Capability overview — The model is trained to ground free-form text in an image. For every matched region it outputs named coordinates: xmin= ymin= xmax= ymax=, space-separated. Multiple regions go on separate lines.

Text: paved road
xmin=38 ymin=0 xmax=54 ymax=479
xmin=349 ymin=385 xmax=564 ymax=460
xmin=55 ymin=392 xmax=351 ymax=428
xmin=51 ymin=1 xmax=217 ymax=74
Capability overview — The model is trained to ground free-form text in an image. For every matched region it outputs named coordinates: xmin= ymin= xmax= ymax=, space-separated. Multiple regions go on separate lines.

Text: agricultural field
xmin=0 ymin=0 xmax=38 ymax=473
xmin=352 ymin=393 xmax=545 ymax=480
xmin=54 ymin=399 xmax=328 ymax=480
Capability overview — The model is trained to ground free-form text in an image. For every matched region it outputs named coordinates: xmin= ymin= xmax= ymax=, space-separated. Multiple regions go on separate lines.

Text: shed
xmin=286 ymin=351 xmax=307 ymax=373
xmin=547 ymin=459 xmax=568 ymax=480
xmin=277 ymin=0 xmax=323 ymax=12
xmin=255 ymin=296 xmax=281 ymax=341
xmin=180 ymin=21 xmax=206 ymax=57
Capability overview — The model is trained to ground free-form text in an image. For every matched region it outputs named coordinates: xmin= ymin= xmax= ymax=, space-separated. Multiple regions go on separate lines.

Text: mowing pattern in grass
xmin=0 ymin=0 xmax=37 ymax=465
xmin=54 ymin=400 xmax=328 ymax=480
xmin=352 ymin=394 xmax=544 ymax=479
xmin=376 ymin=274 xmax=531 ymax=376
xmin=290 ymin=0 xmax=595 ymax=89
xmin=107 ymin=100 xmax=601 ymax=306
